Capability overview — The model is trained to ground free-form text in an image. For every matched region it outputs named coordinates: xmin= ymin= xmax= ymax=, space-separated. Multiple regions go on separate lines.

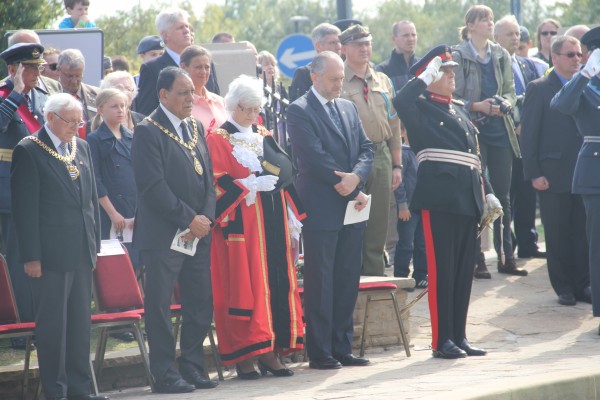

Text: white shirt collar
xmin=311 ymin=86 xmax=333 ymax=109
xmin=159 ymin=104 xmax=185 ymax=140
xmin=165 ymin=47 xmax=181 ymax=66
xmin=227 ymin=117 xmax=253 ymax=134
xmin=45 ymin=124 xmax=66 ymax=151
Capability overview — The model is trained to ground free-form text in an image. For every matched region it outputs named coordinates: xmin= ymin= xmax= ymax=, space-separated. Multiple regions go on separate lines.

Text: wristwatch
xmin=392 ymin=164 xmax=403 ymax=170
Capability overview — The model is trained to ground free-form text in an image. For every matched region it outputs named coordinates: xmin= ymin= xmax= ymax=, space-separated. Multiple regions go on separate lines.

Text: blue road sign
xmin=276 ymin=34 xmax=316 ymax=79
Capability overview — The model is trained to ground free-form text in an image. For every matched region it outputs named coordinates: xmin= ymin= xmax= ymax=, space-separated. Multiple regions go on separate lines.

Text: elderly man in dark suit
xmin=132 ymin=66 xmax=216 ymax=393
xmin=521 ymin=35 xmax=589 ymax=307
xmin=135 ymin=8 xmax=219 ymax=116
xmin=11 ymin=93 xmax=105 ymax=400
xmin=57 ymin=48 xmax=98 ymax=138
xmin=287 ymin=51 xmax=373 ymax=370
xmin=551 ymin=27 xmax=600 ymax=325
xmin=0 ymin=43 xmax=50 ymax=349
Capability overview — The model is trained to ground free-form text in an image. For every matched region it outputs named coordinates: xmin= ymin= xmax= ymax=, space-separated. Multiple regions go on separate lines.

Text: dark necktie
xmin=59 ymin=142 xmax=69 ymax=157
xmin=326 ymin=101 xmax=344 ymax=134
xmin=180 ymin=121 xmax=191 ymax=142
xmin=24 ymin=94 xmax=32 ymax=112
xmin=512 ymin=63 xmax=525 ymax=96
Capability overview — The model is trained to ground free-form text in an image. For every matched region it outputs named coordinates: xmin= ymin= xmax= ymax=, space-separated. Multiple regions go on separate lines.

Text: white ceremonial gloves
xmin=418 ymin=56 xmax=444 ymax=86
xmin=582 ymin=48 xmax=600 ymax=79
xmin=236 ymin=174 xmax=279 ymax=206
xmin=482 ymin=193 xmax=503 ymax=224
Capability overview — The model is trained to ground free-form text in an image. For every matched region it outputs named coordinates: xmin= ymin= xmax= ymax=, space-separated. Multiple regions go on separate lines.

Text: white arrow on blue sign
xmin=276 ymin=34 xmax=317 ymax=79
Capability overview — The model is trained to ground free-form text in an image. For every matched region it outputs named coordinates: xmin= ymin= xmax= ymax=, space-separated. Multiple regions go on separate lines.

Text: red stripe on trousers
xmin=421 ymin=210 xmax=439 ymax=350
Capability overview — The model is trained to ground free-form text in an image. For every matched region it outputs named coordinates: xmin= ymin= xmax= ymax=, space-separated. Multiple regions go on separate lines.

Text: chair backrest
xmin=0 ymin=254 xmax=19 ymax=324
xmin=93 ymin=246 xmax=144 ymax=311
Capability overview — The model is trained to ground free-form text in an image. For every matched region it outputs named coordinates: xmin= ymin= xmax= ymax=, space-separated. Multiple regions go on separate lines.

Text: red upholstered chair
xmin=92 ymin=247 xmax=153 ymax=392
xmin=358 ymin=282 xmax=411 ymax=357
xmin=0 ymin=253 xmax=37 ymax=399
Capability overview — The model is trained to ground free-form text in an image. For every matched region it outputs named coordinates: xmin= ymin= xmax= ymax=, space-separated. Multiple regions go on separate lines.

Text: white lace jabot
xmin=228 ymin=119 xmax=263 ymax=172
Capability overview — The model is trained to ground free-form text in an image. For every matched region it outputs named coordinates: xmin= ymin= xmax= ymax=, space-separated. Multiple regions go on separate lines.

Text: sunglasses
xmin=47 ymin=63 xmax=58 ymax=71
xmin=540 ymin=31 xmax=557 ymax=36
xmin=556 ymin=51 xmax=583 ymax=58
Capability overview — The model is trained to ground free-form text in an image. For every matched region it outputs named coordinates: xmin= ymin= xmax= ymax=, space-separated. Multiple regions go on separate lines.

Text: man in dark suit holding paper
xmin=287 ymin=51 xmax=373 ymax=370
xmin=132 ymin=67 xmax=216 ymax=393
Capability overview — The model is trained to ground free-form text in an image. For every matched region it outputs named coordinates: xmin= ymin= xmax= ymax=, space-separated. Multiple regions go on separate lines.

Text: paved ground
xmin=104 ymin=248 xmax=600 ymax=400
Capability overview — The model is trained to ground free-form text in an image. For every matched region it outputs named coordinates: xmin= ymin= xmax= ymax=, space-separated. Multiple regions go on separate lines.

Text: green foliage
xmin=552 ymin=0 xmax=600 ymax=27
xmin=0 ymin=0 xmax=63 ymax=48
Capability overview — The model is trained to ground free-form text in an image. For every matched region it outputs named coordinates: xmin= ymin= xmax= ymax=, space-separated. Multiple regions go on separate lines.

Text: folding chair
xmin=359 ymin=282 xmax=411 ymax=357
xmin=92 ymin=247 xmax=154 ymax=392
xmin=0 ymin=253 xmax=37 ymax=400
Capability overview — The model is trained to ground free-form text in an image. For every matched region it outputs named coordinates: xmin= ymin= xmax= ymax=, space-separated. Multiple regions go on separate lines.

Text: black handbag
xmin=259 ymin=135 xmax=296 ymax=192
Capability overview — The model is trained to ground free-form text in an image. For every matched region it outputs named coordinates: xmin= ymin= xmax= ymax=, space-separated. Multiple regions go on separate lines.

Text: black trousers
xmin=302 ymin=226 xmax=364 ymax=360
xmin=510 ymin=157 xmax=539 ymax=256
xmin=539 ymin=191 xmax=588 ymax=297
xmin=142 ymin=237 xmax=213 ymax=382
xmin=582 ymin=195 xmax=600 ymax=316
xmin=421 ymin=210 xmax=477 ymax=350
xmin=31 ymin=268 xmax=93 ymax=399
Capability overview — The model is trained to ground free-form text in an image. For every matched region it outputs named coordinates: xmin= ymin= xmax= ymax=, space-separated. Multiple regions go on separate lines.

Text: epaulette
xmin=214 ymin=128 xmax=231 ymax=140
xmin=451 ymin=98 xmax=464 ymax=106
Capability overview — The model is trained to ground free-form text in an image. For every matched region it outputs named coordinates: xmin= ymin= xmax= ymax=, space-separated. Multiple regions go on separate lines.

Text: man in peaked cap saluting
xmin=393 ymin=45 xmax=501 ymax=359
xmin=551 ymin=27 xmax=600 ymax=333
xmin=0 ymin=43 xmax=51 ymax=346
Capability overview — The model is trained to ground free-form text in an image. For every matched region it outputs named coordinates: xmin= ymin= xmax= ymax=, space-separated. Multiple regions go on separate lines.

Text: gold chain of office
xmin=24 ymin=135 xmax=80 ymax=180
xmin=145 ymin=117 xmax=203 ymax=175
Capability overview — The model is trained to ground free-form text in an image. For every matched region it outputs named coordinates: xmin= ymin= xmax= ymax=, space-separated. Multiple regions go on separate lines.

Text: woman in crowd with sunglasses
xmin=207 ymin=75 xmax=305 ymax=380
xmin=41 ymin=47 xmax=61 ymax=81
xmin=452 ymin=4 xmax=525 ymax=279
xmin=534 ymin=19 xmax=561 ymax=67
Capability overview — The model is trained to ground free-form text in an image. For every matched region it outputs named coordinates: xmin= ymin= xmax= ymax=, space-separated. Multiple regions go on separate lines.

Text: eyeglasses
xmin=53 ymin=112 xmax=85 ymax=128
xmin=20 ymin=63 xmax=45 ymax=72
xmin=47 ymin=63 xmax=58 ymax=71
xmin=540 ymin=31 xmax=557 ymax=36
xmin=238 ymin=104 xmax=261 ymax=115
xmin=556 ymin=52 xmax=583 ymax=58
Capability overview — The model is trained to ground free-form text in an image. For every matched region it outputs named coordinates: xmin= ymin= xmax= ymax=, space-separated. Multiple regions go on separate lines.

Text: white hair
xmin=58 ymin=48 xmax=85 ymax=69
xmin=494 ymin=15 xmax=519 ymax=36
xmin=43 ymin=93 xmax=83 ymax=120
xmin=224 ymin=75 xmax=264 ymax=112
xmin=100 ymin=70 xmax=138 ymax=100
xmin=156 ymin=8 xmax=189 ymax=39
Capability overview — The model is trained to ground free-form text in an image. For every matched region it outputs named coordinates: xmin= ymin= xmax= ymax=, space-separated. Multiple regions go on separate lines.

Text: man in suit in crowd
xmin=288 ymin=51 xmax=373 ymax=369
xmin=340 ymin=24 xmax=402 ymax=276
xmin=5 ymin=30 xmax=63 ymax=95
xmin=57 ymin=49 xmax=98 ymax=138
xmin=11 ymin=93 xmax=105 ymax=400
xmin=131 ymin=66 xmax=216 ymax=393
xmin=551 ymin=29 xmax=600 ymax=320
xmin=0 ymin=43 xmax=50 ymax=349
xmin=494 ymin=15 xmax=546 ymax=261
xmin=135 ymin=8 xmax=219 ymax=115
xmin=520 ymin=35 xmax=589 ymax=306
xmin=289 ymin=23 xmax=341 ymax=101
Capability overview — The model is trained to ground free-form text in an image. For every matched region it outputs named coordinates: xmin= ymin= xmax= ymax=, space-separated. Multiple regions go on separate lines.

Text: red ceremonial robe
xmin=207 ymin=122 xmax=305 ymax=365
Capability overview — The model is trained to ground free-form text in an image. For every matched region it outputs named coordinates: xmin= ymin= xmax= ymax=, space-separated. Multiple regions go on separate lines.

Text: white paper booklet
xmin=170 ymin=228 xmax=199 ymax=256
xmin=343 ymin=194 xmax=372 ymax=225
xmin=110 ymin=218 xmax=134 ymax=243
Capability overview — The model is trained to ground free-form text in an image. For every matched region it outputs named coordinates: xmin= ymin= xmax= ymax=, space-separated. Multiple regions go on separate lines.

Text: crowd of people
xmin=1 ymin=0 xmax=599 ymax=398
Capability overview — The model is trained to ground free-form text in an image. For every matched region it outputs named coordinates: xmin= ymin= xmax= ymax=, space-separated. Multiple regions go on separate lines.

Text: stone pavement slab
xmin=104 ymin=255 xmax=600 ymax=400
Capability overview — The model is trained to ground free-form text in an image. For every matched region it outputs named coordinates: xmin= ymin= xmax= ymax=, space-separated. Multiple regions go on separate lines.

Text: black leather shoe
xmin=68 ymin=395 xmax=110 ymax=400
xmin=11 ymin=336 xmax=35 ymax=350
xmin=576 ymin=287 xmax=592 ymax=304
xmin=236 ymin=365 xmax=260 ymax=380
xmin=180 ymin=366 xmax=218 ymax=389
xmin=308 ymin=357 xmax=342 ymax=370
xmin=558 ymin=293 xmax=577 ymax=306
xmin=473 ymin=260 xmax=492 ymax=279
xmin=518 ymin=250 xmax=546 ymax=259
xmin=257 ymin=360 xmax=294 ymax=377
xmin=432 ymin=339 xmax=467 ymax=359
xmin=497 ymin=259 xmax=528 ymax=276
xmin=335 ymin=354 xmax=370 ymax=366
xmin=109 ymin=331 xmax=135 ymax=342
xmin=154 ymin=377 xmax=195 ymax=394
xmin=457 ymin=339 xmax=487 ymax=356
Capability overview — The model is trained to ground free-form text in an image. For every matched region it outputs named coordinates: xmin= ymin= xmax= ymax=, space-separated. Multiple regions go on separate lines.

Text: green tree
xmin=0 ymin=0 xmax=63 ymax=48
xmin=553 ymin=0 xmax=600 ymax=27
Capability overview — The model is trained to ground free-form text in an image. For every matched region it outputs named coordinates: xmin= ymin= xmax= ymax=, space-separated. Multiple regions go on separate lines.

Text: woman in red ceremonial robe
xmin=207 ymin=75 xmax=305 ymax=379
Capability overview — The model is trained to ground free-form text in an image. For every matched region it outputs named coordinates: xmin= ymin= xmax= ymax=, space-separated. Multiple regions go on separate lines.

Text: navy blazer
xmin=289 ymin=65 xmax=312 ymax=102
xmin=11 ymin=128 xmax=100 ymax=271
xmin=287 ymin=89 xmax=374 ymax=231
xmin=520 ymin=71 xmax=581 ymax=193
xmin=87 ymin=122 xmax=137 ymax=238
xmin=135 ymin=51 xmax=220 ymax=116
xmin=0 ymin=81 xmax=48 ymax=213
xmin=551 ymin=73 xmax=600 ymax=195
xmin=131 ymin=106 xmax=215 ymax=250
